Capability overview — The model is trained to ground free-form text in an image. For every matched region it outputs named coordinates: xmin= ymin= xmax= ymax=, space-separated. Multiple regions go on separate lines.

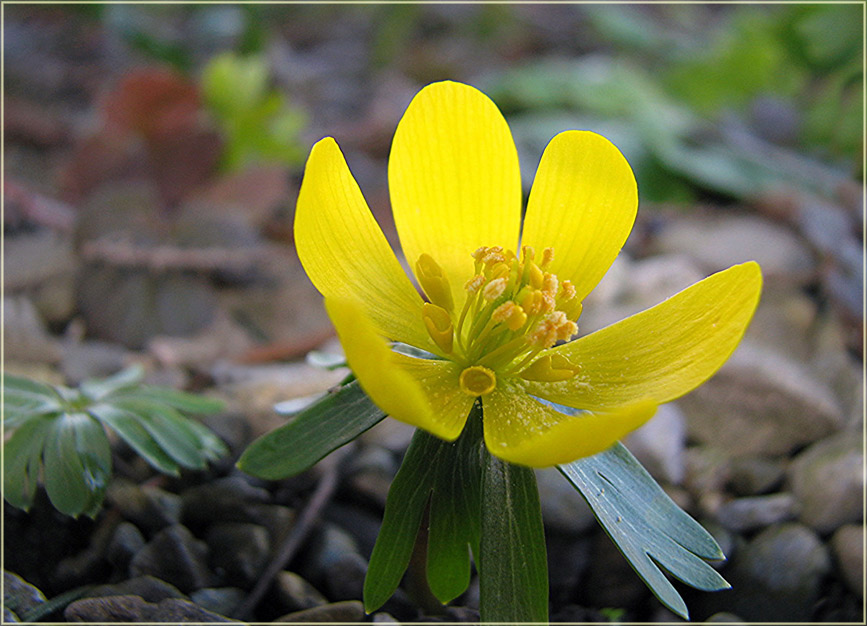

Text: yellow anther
xmin=540 ymin=247 xmax=555 ymax=268
xmin=471 ymin=246 xmax=488 ymax=261
xmin=556 ymin=320 xmax=578 ymax=342
xmin=465 ymin=274 xmax=486 ymax=294
xmin=483 ymin=250 xmax=505 ymax=266
xmin=541 ymin=292 xmax=557 ymax=313
xmin=492 ymin=301 xmax=528 ymax=331
xmin=422 ymin=302 xmax=453 ymax=354
xmin=506 ymin=306 xmax=527 ymax=331
xmin=459 ymin=365 xmax=497 ymax=396
xmin=529 ymin=263 xmax=544 ymax=290
xmin=542 ymin=272 xmax=559 ymax=295
xmin=519 ymin=353 xmax=581 ymax=382
xmin=521 ymin=289 xmax=544 ymax=315
xmin=522 ymin=245 xmax=536 ymax=262
xmin=416 ymin=254 xmax=454 ymax=312
xmin=489 ymin=262 xmax=511 ymax=281
xmin=483 ymin=277 xmax=507 ymax=301
xmin=560 ymin=280 xmax=576 ymax=301
xmin=492 ymin=301 xmax=515 ymax=323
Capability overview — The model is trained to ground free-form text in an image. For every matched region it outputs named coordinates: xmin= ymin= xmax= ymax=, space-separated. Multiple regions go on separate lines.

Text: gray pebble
xmin=727 ymin=456 xmax=786 ymax=496
xmin=86 ymin=576 xmax=186 ymax=603
xmin=831 ymin=524 xmax=864 ymax=600
xmin=129 ymin=524 xmax=216 ymax=593
xmin=181 ymin=476 xmax=271 ymax=527
xmin=535 ymin=468 xmax=595 ymax=535
xmin=716 ymin=493 xmax=798 ymax=533
xmin=789 ymin=431 xmax=864 ymax=534
xmin=273 ymin=600 xmax=365 ymax=622
xmin=205 ymin=522 xmax=271 ymax=588
xmin=106 ymin=522 xmax=146 ymax=572
xmin=271 ymin=571 xmax=328 ymax=613
xmin=324 ymin=552 xmax=368 ymax=601
xmin=3 ymin=571 xmax=46 ymax=618
xmin=64 ymin=594 xmax=239 ymax=622
xmin=106 ymin=481 xmax=182 ymax=533
xmin=190 ymin=587 xmax=246 ymax=617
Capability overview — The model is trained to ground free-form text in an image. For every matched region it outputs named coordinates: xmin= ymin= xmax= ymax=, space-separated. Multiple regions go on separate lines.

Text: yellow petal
xmin=482 ymin=381 xmax=656 ymax=467
xmin=520 ymin=131 xmax=638 ymax=303
xmin=325 ymin=297 xmax=473 ymax=441
xmin=526 ymin=262 xmax=763 ymax=410
xmin=296 ymin=137 xmax=430 ymax=349
xmin=389 ymin=81 xmax=522 ymax=308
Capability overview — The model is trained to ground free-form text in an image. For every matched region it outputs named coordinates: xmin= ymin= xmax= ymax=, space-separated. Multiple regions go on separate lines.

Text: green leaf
xmin=478 ymin=446 xmax=549 ymax=623
xmin=79 ymin=366 xmax=144 ymax=401
xmin=88 ymin=404 xmax=180 ymax=476
xmin=559 ymin=442 xmax=729 ymax=620
xmin=43 ymin=413 xmax=111 ymax=518
xmin=110 ymin=386 xmax=224 ymax=414
xmin=364 ymin=428 xmax=439 ymax=613
xmin=3 ymin=417 xmax=54 ymax=510
xmin=3 ymin=374 xmax=64 ymax=420
xmin=112 ymin=400 xmax=207 ymax=470
xmin=238 ymin=381 xmax=385 ymax=480
xmin=426 ymin=406 xmax=483 ymax=604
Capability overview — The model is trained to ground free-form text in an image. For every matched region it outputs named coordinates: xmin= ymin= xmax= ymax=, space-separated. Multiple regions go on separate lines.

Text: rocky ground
xmin=4 ymin=4 xmax=864 ymax=624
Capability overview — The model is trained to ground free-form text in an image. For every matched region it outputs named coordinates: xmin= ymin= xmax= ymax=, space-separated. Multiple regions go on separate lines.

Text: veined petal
xmin=296 ymin=137 xmax=429 ymax=349
xmin=325 ymin=297 xmax=473 ymax=441
xmin=483 ymin=381 xmax=656 ymax=468
xmin=527 ymin=262 xmax=763 ymax=410
xmin=521 ymin=131 xmax=638 ymax=303
xmin=389 ymin=81 xmax=522 ymax=308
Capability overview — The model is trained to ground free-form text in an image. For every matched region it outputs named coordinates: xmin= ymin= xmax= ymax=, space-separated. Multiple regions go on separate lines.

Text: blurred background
xmin=4 ymin=3 xmax=864 ymax=623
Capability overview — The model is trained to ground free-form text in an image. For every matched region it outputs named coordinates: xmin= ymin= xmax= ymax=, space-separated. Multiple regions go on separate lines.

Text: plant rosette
xmin=239 ymin=80 xmax=762 ymax=622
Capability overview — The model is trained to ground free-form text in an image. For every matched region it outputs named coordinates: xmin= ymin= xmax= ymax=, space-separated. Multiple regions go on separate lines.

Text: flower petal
xmin=483 ymin=381 xmax=656 ymax=468
xmin=520 ymin=131 xmax=638 ymax=302
xmin=526 ymin=262 xmax=763 ymax=410
xmin=296 ymin=137 xmax=429 ymax=348
xmin=389 ymin=81 xmax=522 ymax=307
xmin=325 ymin=297 xmax=473 ymax=441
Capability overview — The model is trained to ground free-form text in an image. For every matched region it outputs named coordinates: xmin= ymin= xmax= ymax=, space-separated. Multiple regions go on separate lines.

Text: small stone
xmin=106 ymin=481 xmax=182 ymax=533
xmin=708 ymin=523 xmax=831 ymax=622
xmin=684 ymin=446 xmax=731 ymax=496
xmin=64 ymin=595 xmax=239 ymax=622
xmin=130 ymin=524 xmax=216 ymax=593
xmin=372 ymin=611 xmax=400 ymax=623
xmin=274 ymin=600 xmax=365 ymax=622
xmin=205 ymin=522 xmax=270 ymax=588
xmin=680 ymin=342 xmax=843 ymax=456
xmin=86 ymin=576 xmax=186 ymax=603
xmin=358 ymin=418 xmax=415 ymax=454
xmin=106 ymin=522 xmax=146 ymax=572
xmin=348 ymin=445 xmax=398 ymax=508
xmin=60 ymin=340 xmax=131 ymax=385
xmin=535 ymin=468 xmax=595 ymax=535
xmin=716 ymin=493 xmax=798 ymax=533
xmin=727 ymin=456 xmax=786 ymax=496
xmin=272 ymin=571 xmax=328 ymax=613
xmin=181 ymin=476 xmax=271 ymax=528
xmin=706 ymin=611 xmax=745 ymax=623
xmin=190 ymin=587 xmax=246 ymax=617
xmin=3 ymin=571 xmax=46 ymax=618
xmin=323 ymin=552 xmax=368 ymax=602
xmin=831 ymin=524 xmax=864 ymax=599
xmin=788 ymin=431 xmax=864 ymax=534
xmin=624 ymin=403 xmax=686 ymax=485
xmin=3 ymin=607 xmax=19 ymax=622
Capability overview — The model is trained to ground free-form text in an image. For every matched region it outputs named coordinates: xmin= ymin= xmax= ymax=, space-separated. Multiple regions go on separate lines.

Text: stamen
xmin=422 ymin=303 xmax=454 ymax=354
xmin=416 ymin=254 xmax=454 ymax=312
xmin=519 ymin=353 xmax=581 ymax=382
xmin=483 ymin=277 xmax=507 ymax=301
xmin=540 ymin=247 xmax=555 ymax=268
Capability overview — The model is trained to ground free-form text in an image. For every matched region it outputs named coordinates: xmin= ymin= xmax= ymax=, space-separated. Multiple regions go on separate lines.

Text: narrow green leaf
xmin=79 ymin=366 xmax=143 ymax=401
xmin=559 ymin=442 xmax=730 ymax=620
xmin=426 ymin=406 xmax=483 ymax=604
xmin=363 ymin=427 xmax=439 ymax=613
xmin=479 ymin=448 xmax=548 ymax=623
xmin=113 ymin=400 xmax=208 ymax=469
xmin=110 ymin=386 xmax=224 ymax=414
xmin=3 ymin=417 xmax=53 ymax=510
xmin=88 ymin=405 xmax=180 ymax=475
xmin=238 ymin=381 xmax=385 ymax=480
xmin=183 ymin=416 xmax=230 ymax=461
xmin=2 ymin=374 xmax=63 ymax=417
xmin=43 ymin=414 xmax=111 ymax=517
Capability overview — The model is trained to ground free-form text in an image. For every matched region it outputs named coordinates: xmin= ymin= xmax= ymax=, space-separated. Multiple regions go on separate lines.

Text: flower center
xmin=417 ymin=245 xmax=583 ymax=391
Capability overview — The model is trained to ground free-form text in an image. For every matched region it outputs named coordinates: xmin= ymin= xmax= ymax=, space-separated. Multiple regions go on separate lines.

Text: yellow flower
xmin=295 ymin=81 xmax=762 ymax=468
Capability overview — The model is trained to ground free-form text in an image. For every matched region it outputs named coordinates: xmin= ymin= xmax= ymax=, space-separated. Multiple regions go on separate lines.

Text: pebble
xmin=624 ymin=403 xmax=686 ymax=485
xmin=323 ymin=552 xmax=368 ymax=602
xmin=205 ymin=522 xmax=271 ymax=588
xmin=273 ymin=600 xmax=365 ymax=622
xmin=271 ymin=571 xmax=328 ymax=613
xmin=60 ymin=339 xmax=131 ymax=384
xmin=64 ymin=595 xmax=239 ymax=622
xmin=358 ymin=418 xmax=415 ymax=454
xmin=106 ymin=522 xmax=146 ymax=573
xmin=106 ymin=480 xmax=182 ymax=533
xmin=190 ymin=587 xmax=246 ymax=617
xmin=706 ymin=611 xmax=745 ymax=623
xmin=180 ymin=476 xmax=271 ymax=528
xmin=831 ymin=524 xmax=864 ymax=600
xmin=129 ymin=524 xmax=216 ymax=593
xmin=3 ymin=571 xmax=46 ymax=619
xmin=727 ymin=456 xmax=786 ymax=496
xmin=706 ymin=523 xmax=831 ymax=622
xmin=534 ymin=468 xmax=596 ymax=535
xmin=788 ymin=431 xmax=864 ymax=534
xmin=347 ymin=445 xmax=398 ymax=508
xmin=679 ymin=342 xmax=843 ymax=456
xmin=715 ymin=493 xmax=798 ymax=533
xmin=85 ymin=576 xmax=186 ymax=602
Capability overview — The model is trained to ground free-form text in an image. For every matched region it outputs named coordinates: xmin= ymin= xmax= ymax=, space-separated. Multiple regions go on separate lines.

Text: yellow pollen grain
xmin=543 ymin=272 xmax=558 ymax=295
xmin=483 ymin=277 xmax=507 ymax=301
xmin=561 ymin=280 xmax=576 ymax=301
xmin=492 ymin=301 xmax=516 ymax=323
xmin=465 ymin=274 xmax=486 ymax=293
xmin=472 ymin=246 xmax=488 ymax=261
xmin=541 ymin=247 xmax=555 ymax=268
